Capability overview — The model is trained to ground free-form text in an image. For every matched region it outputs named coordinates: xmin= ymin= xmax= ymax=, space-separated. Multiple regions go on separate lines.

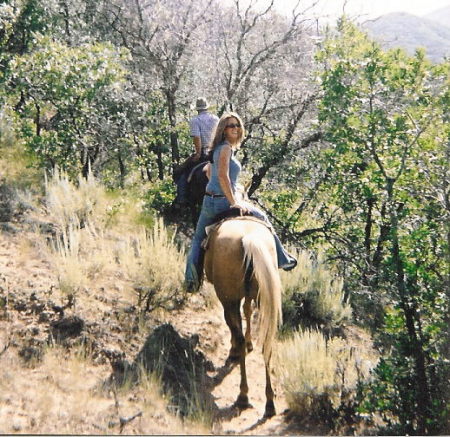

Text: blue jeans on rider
xmin=175 ymin=172 xmax=189 ymax=204
xmin=185 ymin=196 xmax=297 ymax=291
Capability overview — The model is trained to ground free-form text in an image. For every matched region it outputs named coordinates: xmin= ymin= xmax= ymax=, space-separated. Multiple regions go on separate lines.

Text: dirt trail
xmin=173 ymin=291 xmax=292 ymax=435
xmin=210 ymin=342 xmax=290 ymax=435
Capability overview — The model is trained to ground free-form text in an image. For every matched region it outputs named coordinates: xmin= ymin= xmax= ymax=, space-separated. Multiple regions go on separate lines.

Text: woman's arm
xmin=217 ymin=145 xmax=236 ymax=205
xmin=217 ymin=145 xmax=246 ymax=211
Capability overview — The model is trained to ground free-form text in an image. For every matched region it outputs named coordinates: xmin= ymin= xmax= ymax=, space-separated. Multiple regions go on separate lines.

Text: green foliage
xmin=8 ymin=36 xmax=130 ymax=176
xmin=315 ymin=18 xmax=450 ymax=435
xmin=315 ymin=17 xmax=447 ymax=305
xmin=0 ymin=2 xmax=18 ymax=50
xmin=263 ymin=189 xmax=302 ymax=229
xmin=142 ymin=178 xmax=177 ymax=214
xmin=131 ymin=93 xmax=172 ymax=181
xmin=359 ymin=311 xmax=450 ymax=435
xmin=0 ymin=0 xmax=53 ymax=61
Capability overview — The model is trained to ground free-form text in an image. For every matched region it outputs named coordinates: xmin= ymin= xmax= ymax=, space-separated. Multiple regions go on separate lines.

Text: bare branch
xmin=0 ymin=342 xmax=11 ymax=359
xmin=119 ymin=411 xmax=143 ymax=433
xmin=395 ymin=110 xmax=431 ymax=180
xmin=226 ymin=0 xmax=307 ymax=103
xmin=367 ymin=93 xmax=388 ymax=180
xmin=247 ymin=95 xmax=317 ymax=196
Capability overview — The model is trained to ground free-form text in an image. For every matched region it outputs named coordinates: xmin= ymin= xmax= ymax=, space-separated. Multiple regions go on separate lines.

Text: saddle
xmin=202 ymin=213 xmax=273 ymax=251
xmin=212 ymin=206 xmax=253 ymax=222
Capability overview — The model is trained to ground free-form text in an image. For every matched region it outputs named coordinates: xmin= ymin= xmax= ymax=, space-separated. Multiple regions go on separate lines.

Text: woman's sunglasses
xmin=225 ymin=123 xmax=241 ymax=129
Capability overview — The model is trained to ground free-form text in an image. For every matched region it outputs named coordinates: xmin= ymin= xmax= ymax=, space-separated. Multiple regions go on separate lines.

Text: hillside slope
xmin=363 ymin=11 xmax=450 ymax=62
xmin=424 ymin=5 xmax=450 ymax=28
xmin=0 ymin=167 xmax=378 ymax=435
xmin=0 ymin=215 xmax=295 ymax=434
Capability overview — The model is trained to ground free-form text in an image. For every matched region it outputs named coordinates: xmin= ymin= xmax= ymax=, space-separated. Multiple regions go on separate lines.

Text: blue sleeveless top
xmin=206 ymin=142 xmax=242 ymax=195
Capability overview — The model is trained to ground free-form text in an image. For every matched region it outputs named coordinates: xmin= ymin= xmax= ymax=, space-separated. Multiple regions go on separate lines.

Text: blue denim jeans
xmin=185 ymin=196 xmax=296 ymax=287
xmin=175 ymin=172 xmax=189 ymax=204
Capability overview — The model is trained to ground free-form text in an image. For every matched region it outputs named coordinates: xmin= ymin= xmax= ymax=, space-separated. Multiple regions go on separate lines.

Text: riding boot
xmin=273 ymin=234 xmax=297 ymax=271
xmin=196 ymin=248 xmax=205 ymax=285
xmin=185 ymin=248 xmax=205 ymax=293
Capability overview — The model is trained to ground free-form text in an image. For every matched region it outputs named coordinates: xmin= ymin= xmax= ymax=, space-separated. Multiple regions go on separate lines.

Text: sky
xmin=274 ymin=0 xmax=450 ymax=21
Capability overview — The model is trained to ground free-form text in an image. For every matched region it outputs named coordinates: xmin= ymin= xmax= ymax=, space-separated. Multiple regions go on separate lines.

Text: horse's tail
xmin=242 ymin=231 xmax=282 ymax=363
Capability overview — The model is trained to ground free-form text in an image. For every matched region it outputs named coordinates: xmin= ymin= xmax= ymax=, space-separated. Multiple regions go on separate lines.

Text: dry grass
xmin=116 ymin=218 xmax=185 ymax=301
xmin=44 ymin=169 xmax=108 ymax=230
xmin=0 ymin=171 xmax=211 ymax=433
xmin=50 ymin=222 xmax=87 ymax=296
xmin=0 ymin=109 xmax=16 ymax=150
xmin=43 ymin=171 xmax=185 ymax=308
xmin=0 ymin=340 xmax=209 ymax=435
xmin=281 ymin=249 xmax=352 ymax=330
xmin=275 ymin=328 xmax=376 ymax=417
xmin=0 ymin=111 xmax=43 ymax=191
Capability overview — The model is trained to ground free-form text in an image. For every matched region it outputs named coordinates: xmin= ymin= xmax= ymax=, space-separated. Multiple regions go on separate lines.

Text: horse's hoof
xmin=246 ymin=341 xmax=253 ymax=353
xmin=235 ymin=394 xmax=251 ymax=411
xmin=264 ymin=400 xmax=276 ymax=418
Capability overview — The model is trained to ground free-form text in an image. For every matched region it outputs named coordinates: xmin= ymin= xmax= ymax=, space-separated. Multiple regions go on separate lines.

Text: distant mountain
xmin=424 ymin=5 xmax=450 ymax=28
xmin=362 ymin=10 xmax=450 ymax=63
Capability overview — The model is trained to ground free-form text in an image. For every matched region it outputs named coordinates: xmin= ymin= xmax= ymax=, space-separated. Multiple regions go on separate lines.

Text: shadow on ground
xmin=103 ymin=322 xmax=273 ymax=428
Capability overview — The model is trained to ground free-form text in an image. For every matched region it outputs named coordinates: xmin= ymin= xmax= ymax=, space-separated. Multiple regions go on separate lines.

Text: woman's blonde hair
xmin=208 ymin=112 xmax=245 ymax=155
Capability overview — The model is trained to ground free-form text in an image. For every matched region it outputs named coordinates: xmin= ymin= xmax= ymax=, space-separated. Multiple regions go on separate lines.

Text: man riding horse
xmin=172 ymin=97 xmax=219 ymax=210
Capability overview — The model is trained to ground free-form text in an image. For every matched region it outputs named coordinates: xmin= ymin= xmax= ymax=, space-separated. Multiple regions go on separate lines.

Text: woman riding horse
xmin=184 ymin=112 xmax=296 ymax=292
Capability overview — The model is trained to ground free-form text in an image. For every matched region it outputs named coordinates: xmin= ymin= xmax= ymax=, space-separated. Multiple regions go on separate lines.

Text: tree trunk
xmin=387 ymin=179 xmax=431 ymax=434
xmin=117 ymin=149 xmax=126 ymax=188
xmin=247 ymin=131 xmax=320 ymax=197
xmin=35 ymin=103 xmax=41 ymax=136
xmin=81 ymin=145 xmax=99 ymax=179
xmin=165 ymin=91 xmax=179 ymax=170
xmin=362 ymin=196 xmax=374 ymax=286
xmin=370 ymin=201 xmax=391 ymax=287
xmin=156 ymin=144 xmax=164 ymax=181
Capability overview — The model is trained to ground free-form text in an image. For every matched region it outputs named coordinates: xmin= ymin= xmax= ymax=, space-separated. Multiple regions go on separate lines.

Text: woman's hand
xmin=230 ymin=200 xmax=249 ymax=215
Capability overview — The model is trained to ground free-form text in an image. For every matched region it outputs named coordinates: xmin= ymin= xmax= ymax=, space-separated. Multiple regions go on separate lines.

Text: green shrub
xmin=143 ymin=178 xmax=176 ymax=214
xmin=357 ymin=307 xmax=450 ymax=435
xmin=281 ymin=250 xmax=352 ymax=334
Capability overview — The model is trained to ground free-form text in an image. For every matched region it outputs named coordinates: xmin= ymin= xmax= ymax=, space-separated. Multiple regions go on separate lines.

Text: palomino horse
xmin=204 ymin=217 xmax=282 ymax=418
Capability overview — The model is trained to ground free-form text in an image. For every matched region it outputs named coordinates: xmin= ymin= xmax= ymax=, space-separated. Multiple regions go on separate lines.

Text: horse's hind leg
xmin=243 ymin=297 xmax=254 ymax=353
xmin=223 ymin=301 xmax=244 ymax=364
xmin=223 ymin=301 xmax=251 ymax=410
xmin=264 ymin=360 xmax=276 ymax=417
